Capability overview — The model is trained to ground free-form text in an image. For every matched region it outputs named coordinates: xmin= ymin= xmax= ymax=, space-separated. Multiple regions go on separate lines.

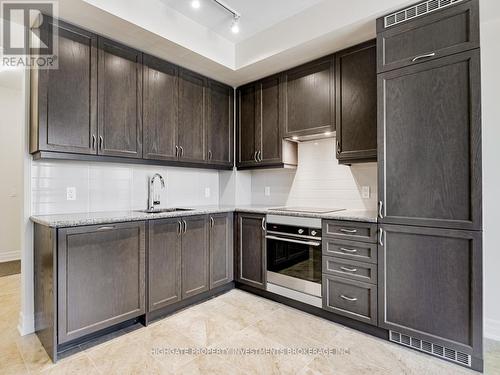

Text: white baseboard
xmin=18 ymin=311 xmax=34 ymax=336
xmin=0 ymin=250 xmax=21 ymax=263
xmin=485 ymin=319 xmax=500 ymax=342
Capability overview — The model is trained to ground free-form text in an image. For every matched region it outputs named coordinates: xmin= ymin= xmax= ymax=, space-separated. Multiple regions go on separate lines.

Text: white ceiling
xmin=160 ymin=0 xmax=325 ymax=43
xmin=57 ymin=0 xmax=414 ymax=86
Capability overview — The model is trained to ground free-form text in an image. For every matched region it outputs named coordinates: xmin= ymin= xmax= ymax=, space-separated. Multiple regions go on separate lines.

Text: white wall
xmin=480 ymin=0 xmax=500 ymax=342
xmin=31 ymin=161 xmax=220 ymax=215
xmin=0 ymin=76 xmax=24 ymax=262
xmin=250 ymin=138 xmax=378 ymax=210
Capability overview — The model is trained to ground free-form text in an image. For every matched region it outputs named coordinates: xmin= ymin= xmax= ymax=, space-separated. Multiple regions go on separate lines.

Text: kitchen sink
xmin=137 ymin=208 xmax=194 ymax=214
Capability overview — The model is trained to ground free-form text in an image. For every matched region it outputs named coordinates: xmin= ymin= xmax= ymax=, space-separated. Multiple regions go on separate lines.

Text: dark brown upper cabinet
xmin=236 ymin=76 xmax=297 ymax=170
xmin=143 ymin=55 xmax=178 ymax=162
xmin=378 ymin=224 xmax=482 ymax=361
xmin=97 ymin=37 xmax=143 ymax=158
xmin=30 ymin=19 xmax=98 ymax=155
xmin=282 ymin=55 xmax=335 ymax=138
xmin=335 ymin=40 xmax=377 ymax=164
xmin=178 ymin=69 xmax=206 ymax=163
xmin=378 ymin=50 xmax=482 ymax=231
xmin=377 ymin=0 xmax=479 ymax=73
xmin=206 ymin=80 xmax=234 ymax=167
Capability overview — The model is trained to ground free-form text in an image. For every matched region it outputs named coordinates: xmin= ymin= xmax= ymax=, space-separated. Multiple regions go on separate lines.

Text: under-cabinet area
xmin=21 ymin=0 xmax=491 ymax=374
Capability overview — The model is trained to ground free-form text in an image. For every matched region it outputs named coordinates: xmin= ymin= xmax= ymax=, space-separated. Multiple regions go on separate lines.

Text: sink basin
xmin=137 ymin=208 xmax=194 ymax=214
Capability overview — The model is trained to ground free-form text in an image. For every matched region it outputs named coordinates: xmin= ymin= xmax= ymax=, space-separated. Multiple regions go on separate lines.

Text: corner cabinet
xmin=30 ymin=19 xmax=97 ymax=155
xmin=236 ymin=76 xmax=297 ymax=170
xmin=57 ymin=222 xmax=146 ymax=344
xmin=235 ymin=213 xmax=266 ymax=289
xmin=282 ymin=55 xmax=335 ymax=138
xmin=97 ymin=37 xmax=143 ymax=158
xmin=335 ymin=40 xmax=377 ymax=164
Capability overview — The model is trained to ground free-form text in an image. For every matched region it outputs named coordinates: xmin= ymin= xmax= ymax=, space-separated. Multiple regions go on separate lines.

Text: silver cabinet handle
xmin=378 ymin=201 xmax=384 ymax=219
xmin=337 ymin=140 xmax=341 ymax=154
xmin=266 ymin=235 xmax=321 ymax=247
xmin=208 ymin=150 xmax=212 ymax=160
xmin=210 ymin=216 xmax=214 ymax=228
xmin=99 ymin=136 xmax=103 ymax=151
xmin=257 ymin=150 xmax=262 ymax=162
xmin=340 ymin=247 xmax=357 ymax=253
xmin=97 ymin=226 xmax=115 ymax=231
xmin=261 ymin=217 xmax=266 ymax=231
xmin=340 ymin=295 xmax=358 ymax=302
xmin=340 ymin=266 xmax=358 ymax=273
xmin=177 ymin=221 xmax=182 ymax=236
xmin=175 ymin=145 xmax=179 ymax=158
xmin=379 ymin=229 xmax=384 ymax=246
xmin=92 ymin=135 xmax=96 ymax=150
xmin=183 ymin=220 xmax=187 ymax=234
xmin=339 ymin=228 xmax=357 ymax=234
xmin=179 ymin=146 xmax=184 ymax=158
xmin=411 ymin=52 xmax=436 ymax=62
xmin=254 ymin=151 xmax=258 ymax=162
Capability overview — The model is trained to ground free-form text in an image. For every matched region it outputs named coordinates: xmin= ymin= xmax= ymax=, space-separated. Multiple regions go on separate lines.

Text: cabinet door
xmin=378 ymin=224 xmax=482 ymax=359
xmin=148 ymin=218 xmax=182 ymax=312
xmin=283 ymin=56 xmax=335 ymax=137
xmin=257 ymin=76 xmax=282 ymax=165
xmin=33 ymin=19 xmax=97 ymax=154
xmin=236 ymin=214 xmax=266 ymax=289
xmin=209 ymin=213 xmax=233 ymax=289
xmin=143 ymin=55 xmax=178 ymax=161
xmin=97 ymin=37 xmax=142 ymax=158
xmin=181 ymin=215 xmax=209 ymax=299
xmin=237 ymin=84 xmax=258 ymax=167
xmin=57 ymin=222 xmax=145 ymax=344
xmin=206 ymin=80 xmax=234 ymax=167
xmin=336 ymin=40 xmax=377 ymax=163
xmin=378 ymin=50 xmax=482 ymax=230
xmin=178 ymin=69 xmax=205 ymax=163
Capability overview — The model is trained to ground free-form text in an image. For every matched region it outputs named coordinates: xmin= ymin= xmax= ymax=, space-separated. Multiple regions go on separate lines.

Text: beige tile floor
xmin=1 ymin=273 xmax=499 ymax=374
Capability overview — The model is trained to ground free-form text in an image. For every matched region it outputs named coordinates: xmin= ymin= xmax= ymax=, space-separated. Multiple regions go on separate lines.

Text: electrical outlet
xmin=205 ymin=187 xmax=211 ymax=198
xmin=265 ymin=187 xmax=271 ymax=196
xmin=66 ymin=187 xmax=76 ymax=201
xmin=361 ymin=186 xmax=370 ymax=199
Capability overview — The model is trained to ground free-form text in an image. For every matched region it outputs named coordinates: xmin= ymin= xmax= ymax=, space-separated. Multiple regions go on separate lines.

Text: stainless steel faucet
xmin=147 ymin=173 xmax=165 ymax=212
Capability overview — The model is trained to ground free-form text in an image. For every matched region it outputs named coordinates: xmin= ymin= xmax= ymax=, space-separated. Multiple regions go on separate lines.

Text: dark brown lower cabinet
xmin=148 ymin=218 xmax=182 ymax=312
xmin=236 ymin=213 xmax=266 ymax=289
xmin=209 ymin=213 xmax=234 ymax=289
xmin=57 ymin=222 xmax=146 ymax=344
xmin=378 ymin=224 xmax=482 ymax=360
xmin=181 ymin=215 xmax=210 ymax=299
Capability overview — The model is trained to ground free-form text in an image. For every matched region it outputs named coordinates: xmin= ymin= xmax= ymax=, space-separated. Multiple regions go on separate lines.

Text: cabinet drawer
xmin=322 ymin=274 xmax=377 ymax=325
xmin=323 ymin=238 xmax=377 ymax=264
xmin=377 ymin=0 xmax=479 ymax=73
xmin=323 ymin=257 xmax=377 ymax=284
xmin=323 ymin=220 xmax=377 ymax=243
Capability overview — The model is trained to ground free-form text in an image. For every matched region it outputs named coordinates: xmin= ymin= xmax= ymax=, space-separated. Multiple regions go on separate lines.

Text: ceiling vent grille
xmin=384 ymin=0 xmax=464 ymax=28
xmin=389 ymin=331 xmax=471 ymax=367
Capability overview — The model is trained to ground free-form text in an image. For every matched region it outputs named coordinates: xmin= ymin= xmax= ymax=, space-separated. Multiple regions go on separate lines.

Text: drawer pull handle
xmin=97 ymin=226 xmax=114 ymax=231
xmin=340 ymin=266 xmax=358 ymax=273
xmin=339 ymin=247 xmax=357 ymax=253
xmin=411 ymin=52 xmax=436 ymax=62
xmin=339 ymin=229 xmax=357 ymax=234
xmin=340 ymin=295 xmax=358 ymax=302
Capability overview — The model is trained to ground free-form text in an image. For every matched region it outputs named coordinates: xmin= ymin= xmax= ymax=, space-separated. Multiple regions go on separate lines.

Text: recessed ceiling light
xmin=231 ymin=16 xmax=240 ymax=34
xmin=191 ymin=0 xmax=201 ymax=9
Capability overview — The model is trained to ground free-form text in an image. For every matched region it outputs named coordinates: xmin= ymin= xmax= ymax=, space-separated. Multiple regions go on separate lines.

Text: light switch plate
xmin=265 ymin=187 xmax=271 ymax=196
xmin=361 ymin=186 xmax=370 ymax=199
xmin=66 ymin=187 xmax=76 ymax=201
xmin=205 ymin=187 xmax=210 ymax=198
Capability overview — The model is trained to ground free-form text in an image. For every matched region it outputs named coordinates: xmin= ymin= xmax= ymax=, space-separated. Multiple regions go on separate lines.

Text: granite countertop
xmin=30 ymin=205 xmax=377 ymax=228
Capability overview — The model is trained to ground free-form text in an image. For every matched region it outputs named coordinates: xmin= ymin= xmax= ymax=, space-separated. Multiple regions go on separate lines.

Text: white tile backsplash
xmin=31 ymin=160 xmax=220 ymax=215
xmin=250 ymin=138 xmax=377 ymax=210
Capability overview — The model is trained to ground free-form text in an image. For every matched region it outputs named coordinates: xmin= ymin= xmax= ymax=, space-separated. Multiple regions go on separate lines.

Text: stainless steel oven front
xmin=265 ymin=215 xmax=322 ymax=307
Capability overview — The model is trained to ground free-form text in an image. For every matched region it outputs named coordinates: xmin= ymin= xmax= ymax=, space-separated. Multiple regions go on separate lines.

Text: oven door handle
xmin=266 ymin=235 xmax=321 ymax=247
